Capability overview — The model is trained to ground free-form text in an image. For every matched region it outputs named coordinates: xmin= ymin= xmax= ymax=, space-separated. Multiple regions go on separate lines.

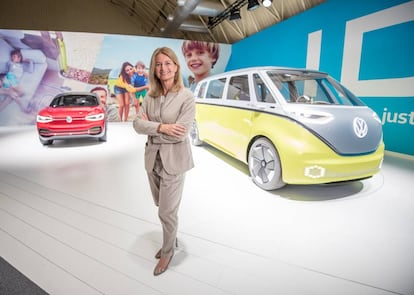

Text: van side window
xmin=253 ymin=73 xmax=275 ymax=103
xmin=227 ymin=75 xmax=250 ymax=101
xmin=195 ymin=82 xmax=207 ymax=98
xmin=206 ymin=78 xmax=226 ymax=99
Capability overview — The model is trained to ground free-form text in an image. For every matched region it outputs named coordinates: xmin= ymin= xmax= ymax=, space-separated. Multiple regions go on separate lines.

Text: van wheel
xmin=248 ymin=137 xmax=285 ymax=190
xmin=40 ymin=138 xmax=53 ymax=145
xmin=99 ymin=125 xmax=107 ymax=142
xmin=190 ymin=120 xmax=203 ymax=146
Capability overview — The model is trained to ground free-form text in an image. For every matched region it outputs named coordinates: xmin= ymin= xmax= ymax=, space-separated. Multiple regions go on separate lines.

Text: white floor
xmin=0 ymin=123 xmax=413 ymax=295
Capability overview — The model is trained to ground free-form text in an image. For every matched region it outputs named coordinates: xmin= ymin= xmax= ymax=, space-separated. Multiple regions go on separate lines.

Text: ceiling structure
xmin=107 ymin=0 xmax=325 ymax=44
xmin=0 ymin=0 xmax=324 ymax=45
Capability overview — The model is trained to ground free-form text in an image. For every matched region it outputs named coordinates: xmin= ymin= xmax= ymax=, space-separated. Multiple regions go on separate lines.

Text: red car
xmin=36 ymin=92 xmax=107 ymax=145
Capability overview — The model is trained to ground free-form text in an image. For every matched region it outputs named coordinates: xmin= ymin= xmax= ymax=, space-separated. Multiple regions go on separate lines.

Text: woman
xmin=114 ymin=62 xmax=136 ymax=121
xmin=132 ymin=47 xmax=195 ymax=276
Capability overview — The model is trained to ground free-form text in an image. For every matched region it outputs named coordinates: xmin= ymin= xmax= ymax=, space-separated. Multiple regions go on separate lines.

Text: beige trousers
xmin=147 ymin=152 xmax=185 ymax=258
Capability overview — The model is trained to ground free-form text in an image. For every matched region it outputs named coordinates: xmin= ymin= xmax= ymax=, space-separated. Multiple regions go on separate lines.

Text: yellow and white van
xmin=191 ymin=67 xmax=384 ymax=190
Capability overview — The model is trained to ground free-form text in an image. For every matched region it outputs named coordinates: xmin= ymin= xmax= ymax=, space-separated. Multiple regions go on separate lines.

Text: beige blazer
xmin=133 ymin=88 xmax=195 ymax=175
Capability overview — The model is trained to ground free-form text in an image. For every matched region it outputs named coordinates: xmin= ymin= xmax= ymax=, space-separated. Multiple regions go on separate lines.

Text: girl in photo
xmin=114 ymin=62 xmax=136 ymax=121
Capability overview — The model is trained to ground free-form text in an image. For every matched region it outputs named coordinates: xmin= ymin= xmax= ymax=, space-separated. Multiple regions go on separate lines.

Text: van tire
xmin=190 ymin=120 xmax=203 ymax=146
xmin=248 ymin=137 xmax=285 ymax=190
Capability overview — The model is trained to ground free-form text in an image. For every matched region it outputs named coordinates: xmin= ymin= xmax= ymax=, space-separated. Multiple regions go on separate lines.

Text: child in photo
xmin=181 ymin=41 xmax=219 ymax=90
xmin=6 ymin=49 xmax=34 ymax=96
xmin=131 ymin=61 xmax=149 ymax=114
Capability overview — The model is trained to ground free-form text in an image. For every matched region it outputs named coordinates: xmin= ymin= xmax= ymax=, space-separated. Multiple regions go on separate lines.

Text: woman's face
xmin=124 ymin=65 xmax=135 ymax=77
xmin=155 ymin=53 xmax=177 ymax=83
xmin=184 ymin=49 xmax=214 ymax=79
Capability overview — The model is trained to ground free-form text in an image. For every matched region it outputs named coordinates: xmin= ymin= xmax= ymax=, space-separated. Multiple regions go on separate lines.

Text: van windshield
xmin=267 ymin=71 xmax=365 ymax=106
xmin=50 ymin=95 xmax=99 ymax=107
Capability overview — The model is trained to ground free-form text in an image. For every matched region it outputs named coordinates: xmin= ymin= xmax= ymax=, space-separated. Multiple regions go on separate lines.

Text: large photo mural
xmin=0 ymin=29 xmax=231 ymax=125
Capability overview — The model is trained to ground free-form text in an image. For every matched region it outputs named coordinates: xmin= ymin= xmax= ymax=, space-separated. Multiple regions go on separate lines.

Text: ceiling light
xmin=229 ymin=9 xmax=241 ymax=21
xmin=262 ymin=0 xmax=272 ymax=7
xmin=247 ymin=0 xmax=260 ymax=11
xmin=208 ymin=0 xmax=247 ymax=29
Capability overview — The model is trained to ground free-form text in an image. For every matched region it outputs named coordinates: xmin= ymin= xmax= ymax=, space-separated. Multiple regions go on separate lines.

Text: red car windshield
xmin=50 ymin=95 xmax=99 ymax=107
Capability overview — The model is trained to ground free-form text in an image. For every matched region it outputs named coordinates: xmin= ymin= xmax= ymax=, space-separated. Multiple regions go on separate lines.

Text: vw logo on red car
xmin=66 ymin=116 xmax=73 ymax=123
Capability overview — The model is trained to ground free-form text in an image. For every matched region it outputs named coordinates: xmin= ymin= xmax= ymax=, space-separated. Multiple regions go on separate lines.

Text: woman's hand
xmin=159 ymin=123 xmax=186 ymax=138
xmin=141 ymin=113 xmax=184 ymax=137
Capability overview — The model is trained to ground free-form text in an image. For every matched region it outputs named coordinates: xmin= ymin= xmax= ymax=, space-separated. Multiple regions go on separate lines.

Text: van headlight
xmin=372 ymin=111 xmax=381 ymax=124
xmin=86 ymin=113 xmax=105 ymax=121
xmin=37 ymin=115 xmax=53 ymax=123
xmin=292 ymin=111 xmax=334 ymax=124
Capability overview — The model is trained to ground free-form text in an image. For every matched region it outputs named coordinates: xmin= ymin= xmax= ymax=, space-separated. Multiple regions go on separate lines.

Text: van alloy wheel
xmin=248 ymin=137 xmax=285 ymax=190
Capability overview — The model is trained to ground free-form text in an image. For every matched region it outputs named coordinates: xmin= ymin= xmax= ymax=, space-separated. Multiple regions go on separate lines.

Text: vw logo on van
xmin=66 ymin=116 xmax=73 ymax=123
xmin=353 ymin=117 xmax=368 ymax=138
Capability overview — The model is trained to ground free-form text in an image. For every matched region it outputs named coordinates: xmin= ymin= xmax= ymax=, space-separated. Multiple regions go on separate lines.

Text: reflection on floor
xmin=1 ymin=123 xmax=413 ymax=295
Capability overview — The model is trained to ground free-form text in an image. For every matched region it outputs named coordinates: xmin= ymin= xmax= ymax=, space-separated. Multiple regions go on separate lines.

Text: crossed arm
xmin=133 ymin=92 xmax=195 ymax=144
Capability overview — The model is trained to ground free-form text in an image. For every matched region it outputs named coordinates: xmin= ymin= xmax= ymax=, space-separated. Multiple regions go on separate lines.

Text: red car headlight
xmin=86 ymin=113 xmax=105 ymax=121
xmin=37 ymin=115 xmax=53 ymax=123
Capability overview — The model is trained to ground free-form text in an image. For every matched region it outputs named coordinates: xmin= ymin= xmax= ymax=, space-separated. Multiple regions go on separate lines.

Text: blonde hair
xmin=148 ymin=47 xmax=183 ymax=97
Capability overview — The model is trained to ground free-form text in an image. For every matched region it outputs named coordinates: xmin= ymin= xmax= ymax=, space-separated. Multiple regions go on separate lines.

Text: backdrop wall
xmin=0 ymin=29 xmax=231 ymax=124
xmin=1 ymin=0 xmax=413 ymax=156
xmin=226 ymin=0 xmax=414 ymax=156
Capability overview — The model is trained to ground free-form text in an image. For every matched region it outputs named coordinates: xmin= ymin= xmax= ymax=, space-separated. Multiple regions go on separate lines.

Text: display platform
xmin=0 ymin=123 xmax=413 ymax=295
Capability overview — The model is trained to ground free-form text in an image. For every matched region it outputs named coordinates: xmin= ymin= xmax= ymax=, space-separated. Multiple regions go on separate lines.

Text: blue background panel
xmin=359 ymin=21 xmax=414 ymax=80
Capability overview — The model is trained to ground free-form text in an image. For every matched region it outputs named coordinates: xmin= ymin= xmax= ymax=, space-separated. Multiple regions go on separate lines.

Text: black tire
xmin=40 ymin=138 xmax=53 ymax=145
xmin=248 ymin=137 xmax=285 ymax=190
xmin=99 ymin=124 xmax=107 ymax=142
xmin=190 ymin=120 xmax=203 ymax=146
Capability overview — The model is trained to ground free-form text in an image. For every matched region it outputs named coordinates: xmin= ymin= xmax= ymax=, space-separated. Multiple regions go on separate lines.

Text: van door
xmin=196 ymin=78 xmax=227 ymax=147
xmin=218 ymin=74 xmax=254 ymax=161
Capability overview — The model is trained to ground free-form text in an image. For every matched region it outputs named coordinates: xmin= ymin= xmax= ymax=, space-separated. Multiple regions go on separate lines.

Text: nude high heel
xmin=155 ymin=239 xmax=178 ymax=259
xmin=153 ymin=254 xmax=173 ymax=276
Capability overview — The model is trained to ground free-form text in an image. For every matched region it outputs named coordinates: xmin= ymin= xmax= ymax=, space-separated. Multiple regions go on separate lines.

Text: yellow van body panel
xmin=196 ymin=103 xmax=384 ymax=185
